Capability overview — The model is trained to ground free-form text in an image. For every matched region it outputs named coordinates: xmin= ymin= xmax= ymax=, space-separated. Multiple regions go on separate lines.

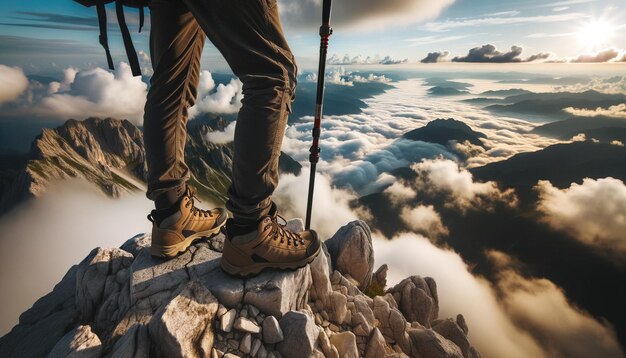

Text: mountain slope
xmin=0 ymin=117 xmax=302 ymax=214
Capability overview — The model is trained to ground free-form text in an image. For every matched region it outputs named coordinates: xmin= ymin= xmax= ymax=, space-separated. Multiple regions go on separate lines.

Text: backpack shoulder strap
xmin=96 ymin=1 xmax=114 ymax=70
xmin=115 ymin=0 xmax=142 ymax=76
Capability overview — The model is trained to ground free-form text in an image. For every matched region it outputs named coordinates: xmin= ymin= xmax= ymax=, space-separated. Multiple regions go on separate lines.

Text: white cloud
xmin=373 ymin=233 xmax=624 ymax=358
xmin=189 ymin=70 xmax=243 ymax=118
xmin=557 ymin=76 xmax=626 ymax=95
xmin=383 ymin=181 xmax=417 ymax=204
xmin=37 ymin=62 xmax=148 ymax=124
xmin=536 ymin=178 xmax=626 ymax=260
xmin=278 ymin=0 xmax=455 ymax=32
xmin=410 ymin=158 xmax=517 ymax=210
xmin=306 ymin=67 xmax=389 ymax=86
xmin=563 ymin=103 xmax=626 ymax=118
xmin=611 ymin=140 xmax=624 ymax=147
xmin=273 ymin=170 xmax=360 ymax=240
xmin=326 ymin=54 xmax=407 ymax=66
xmin=0 ymin=65 xmax=29 ymax=105
xmin=400 ymin=204 xmax=449 ymax=238
xmin=423 ymin=12 xmax=586 ymax=32
xmin=205 ymin=120 xmax=236 ymax=144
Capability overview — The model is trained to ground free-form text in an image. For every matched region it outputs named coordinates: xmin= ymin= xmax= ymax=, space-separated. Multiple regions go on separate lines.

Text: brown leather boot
xmin=221 ymin=214 xmax=321 ymax=277
xmin=148 ymin=187 xmax=227 ymax=258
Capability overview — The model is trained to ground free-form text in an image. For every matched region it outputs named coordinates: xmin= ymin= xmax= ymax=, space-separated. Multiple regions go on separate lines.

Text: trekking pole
xmin=305 ymin=0 xmax=333 ymax=230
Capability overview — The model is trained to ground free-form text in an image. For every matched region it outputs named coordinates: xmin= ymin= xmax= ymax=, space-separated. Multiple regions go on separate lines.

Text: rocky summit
xmin=0 ymin=219 xmax=481 ymax=358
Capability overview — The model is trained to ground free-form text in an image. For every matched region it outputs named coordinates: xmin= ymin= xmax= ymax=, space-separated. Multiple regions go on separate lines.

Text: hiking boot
xmin=221 ymin=214 xmax=321 ymax=277
xmin=148 ymin=187 xmax=227 ymax=258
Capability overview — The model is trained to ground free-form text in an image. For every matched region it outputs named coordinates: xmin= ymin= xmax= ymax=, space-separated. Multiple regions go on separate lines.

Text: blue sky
xmin=1 ymin=0 xmax=625 ymax=74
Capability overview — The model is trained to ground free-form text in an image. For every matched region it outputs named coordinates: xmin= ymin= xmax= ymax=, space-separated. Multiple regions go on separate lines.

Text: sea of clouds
xmin=1 ymin=63 xmax=625 ymax=356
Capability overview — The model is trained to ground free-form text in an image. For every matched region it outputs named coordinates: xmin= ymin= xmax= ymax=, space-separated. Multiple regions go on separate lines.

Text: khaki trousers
xmin=143 ymin=0 xmax=297 ymax=225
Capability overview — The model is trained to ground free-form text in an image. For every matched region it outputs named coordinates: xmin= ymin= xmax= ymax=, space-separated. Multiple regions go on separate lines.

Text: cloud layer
xmin=374 ymin=234 xmax=624 ymax=358
xmin=0 ymin=65 xmax=29 ymax=105
xmin=563 ymin=103 xmax=626 ymax=119
xmin=536 ymin=178 xmax=626 ymax=260
xmin=278 ymin=0 xmax=455 ymax=32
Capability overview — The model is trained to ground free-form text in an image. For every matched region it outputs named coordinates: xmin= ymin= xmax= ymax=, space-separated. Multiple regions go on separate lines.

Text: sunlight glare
xmin=577 ymin=20 xmax=616 ymax=50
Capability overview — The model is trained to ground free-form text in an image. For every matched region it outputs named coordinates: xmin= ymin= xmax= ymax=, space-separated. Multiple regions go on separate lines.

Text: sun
xmin=577 ymin=20 xmax=616 ymax=50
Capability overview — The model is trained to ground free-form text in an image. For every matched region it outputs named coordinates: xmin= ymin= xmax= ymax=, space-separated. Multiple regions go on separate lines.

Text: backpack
xmin=74 ymin=0 xmax=148 ymax=77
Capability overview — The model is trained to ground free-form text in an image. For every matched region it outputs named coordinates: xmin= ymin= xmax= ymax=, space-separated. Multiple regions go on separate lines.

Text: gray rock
xmin=251 ymin=338 xmax=263 ymax=356
xmin=433 ymin=319 xmax=472 ymax=358
xmin=219 ymin=309 xmax=237 ymax=333
xmin=234 ymin=317 xmax=261 ymax=334
xmin=328 ymin=291 xmax=348 ymax=324
xmin=284 ymin=218 xmax=305 ymax=233
xmin=388 ymin=276 xmax=439 ymax=327
xmin=243 ymin=265 xmax=311 ymax=318
xmin=262 ymin=316 xmax=284 ymax=344
xmin=456 ymin=314 xmax=469 ymax=335
xmin=325 ymin=220 xmax=374 ymax=291
xmin=48 ymin=325 xmax=102 ymax=358
xmin=119 ymin=233 xmax=151 ymax=257
xmin=277 ymin=311 xmax=319 ymax=358
xmin=364 ymin=328 xmax=387 ymax=358
xmin=109 ymin=324 xmax=150 ymax=358
xmin=76 ymin=248 xmax=133 ymax=322
xmin=329 ymin=331 xmax=358 ymax=358
xmin=407 ymin=328 xmax=463 ymax=358
xmin=240 ymin=333 xmax=252 ymax=354
xmin=372 ymin=296 xmax=408 ymax=349
xmin=148 ymin=280 xmax=219 ymax=357
xmin=309 ymin=246 xmax=333 ymax=302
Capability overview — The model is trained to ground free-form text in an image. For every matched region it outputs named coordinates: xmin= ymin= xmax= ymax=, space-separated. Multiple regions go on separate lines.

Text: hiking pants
xmin=143 ymin=0 xmax=297 ymax=225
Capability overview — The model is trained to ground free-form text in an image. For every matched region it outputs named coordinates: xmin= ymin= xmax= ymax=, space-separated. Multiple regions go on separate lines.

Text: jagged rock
xmin=433 ymin=318 xmax=477 ymax=358
xmin=388 ymin=275 xmax=439 ymax=327
xmin=456 ymin=314 xmax=469 ymax=335
xmin=327 ymin=291 xmax=348 ymax=324
xmin=251 ymin=338 xmax=263 ymax=356
xmin=365 ymin=328 xmax=388 ymax=358
xmin=48 ymin=325 xmax=102 ymax=358
xmin=372 ymin=296 xmax=409 ymax=349
xmin=219 ymin=309 xmax=237 ymax=332
xmin=0 ymin=265 xmax=79 ymax=358
xmin=234 ymin=317 xmax=261 ymax=334
xmin=148 ymin=280 xmax=219 ymax=358
xmin=277 ymin=311 xmax=319 ymax=358
xmin=407 ymin=328 xmax=464 ymax=358
xmin=1 ymin=219 xmax=480 ymax=358
xmin=109 ymin=324 xmax=150 ymax=358
xmin=240 ymin=333 xmax=252 ymax=354
xmin=76 ymin=247 xmax=134 ymax=322
xmin=325 ymin=220 xmax=374 ymax=291
xmin=329 ymin=331 xmax=359 ymax=358
xmin=309 ymin=245 xmax=333 ymax=302
xmin=243 ymin=265 xmax=311 ymax=318
xmin=262 ymin=316 xmax=284 ymax=344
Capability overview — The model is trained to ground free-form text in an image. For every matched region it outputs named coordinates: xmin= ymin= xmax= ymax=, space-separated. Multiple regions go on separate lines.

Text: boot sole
xmin=150 ymin=219 xmax=227 ymax=259
xmin=220 ymin=241 xmax=322 ymax=277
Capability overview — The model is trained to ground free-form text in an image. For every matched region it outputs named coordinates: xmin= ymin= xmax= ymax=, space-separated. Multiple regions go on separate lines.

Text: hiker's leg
xmin=143 ymin=0 xmax=205 ymax=209
xmin=183 ymin=0 xmax=297 ymax=225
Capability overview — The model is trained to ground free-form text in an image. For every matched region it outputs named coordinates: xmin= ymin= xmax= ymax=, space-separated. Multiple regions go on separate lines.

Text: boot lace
xmin=262 ymin=214 xmax=306 ymax=247
xmin=184 ymin=187 xmax=214 ymax=218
